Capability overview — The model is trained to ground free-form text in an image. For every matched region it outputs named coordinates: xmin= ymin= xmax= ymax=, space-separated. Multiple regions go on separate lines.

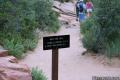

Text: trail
xmin=20 ymin=2 xmax=120 ymax=80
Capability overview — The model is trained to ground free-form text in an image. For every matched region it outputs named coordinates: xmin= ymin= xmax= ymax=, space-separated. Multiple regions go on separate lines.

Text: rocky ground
xmin=0 ymin=49 xmax=32 ymax=80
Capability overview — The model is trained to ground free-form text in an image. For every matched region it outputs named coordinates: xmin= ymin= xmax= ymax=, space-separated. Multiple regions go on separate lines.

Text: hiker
xmin=86 ymin=0 xmax=93 ymax=17
xmin=75 ymin=0 xmax=86 ymax=22
xmin=75 ymin=0 xmax=80 ymax=21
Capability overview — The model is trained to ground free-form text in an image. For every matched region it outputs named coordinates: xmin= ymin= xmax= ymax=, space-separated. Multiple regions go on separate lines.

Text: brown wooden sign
xmin=43 ymin=35 xmax=70 ymax=80
xmin=43 ymin=35 xmax=70 ymax=50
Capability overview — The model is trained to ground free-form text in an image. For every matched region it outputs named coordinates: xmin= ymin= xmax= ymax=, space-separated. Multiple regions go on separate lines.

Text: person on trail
xmin=75 ymin=0 xmax=86 ymax=22
xmin=75 ymin=0 xmax=80 ymax=21
xmin=86 ymin=0 xmax=93 ymax=17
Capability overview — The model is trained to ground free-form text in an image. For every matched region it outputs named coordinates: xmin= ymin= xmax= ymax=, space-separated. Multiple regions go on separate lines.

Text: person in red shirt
xmin=86 ymin=0 xmax=93 ymax=17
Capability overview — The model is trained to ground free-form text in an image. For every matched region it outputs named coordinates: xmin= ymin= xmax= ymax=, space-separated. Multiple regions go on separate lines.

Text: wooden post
xmin=43 ymin=35 xmax=70 ymax=80
xmin=52 ymin=49 xmax=59 ymax=80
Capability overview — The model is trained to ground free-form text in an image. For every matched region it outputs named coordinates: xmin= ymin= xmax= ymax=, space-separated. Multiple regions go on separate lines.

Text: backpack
xmin=76 ymin=2 xmax=80 ymax=10
xmin=79 ymin=2 xmax=84 ymax=12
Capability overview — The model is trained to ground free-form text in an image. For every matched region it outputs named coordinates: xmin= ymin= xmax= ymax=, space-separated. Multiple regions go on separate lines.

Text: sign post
xmin=43 ymin=35 xmax=70 ymax=80
xmin=52 ymin=49 xmax=58 ymax=80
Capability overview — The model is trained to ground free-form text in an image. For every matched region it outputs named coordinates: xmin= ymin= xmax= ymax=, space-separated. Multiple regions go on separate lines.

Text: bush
xmin=32 ymin=68 xmax=47 ymax=80
xmin=81 ymin=17 xmax=101 ymax=52
xmin=105 ymin=39 xmax=120 ymax=58
xmin=33 ymin=0 xmax=60 ymax=32
xmin=1 ymin=33 xmax=38 ymax=58
xmin=0 ymin=0 xmax=60 ymax=58
xmin=23 ymin=39 xmax=38 ymax=51
xmin=81 ymin=0 xmax=120 ymax=57
xmin=3 ymin=38 xmax=24 ymax=58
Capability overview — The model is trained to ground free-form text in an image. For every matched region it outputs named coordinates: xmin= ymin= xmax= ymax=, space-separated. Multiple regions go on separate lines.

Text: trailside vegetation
xmin=0 ymin=0 xmax=60 ymax=58
xmin=32 ymin=68 xmax=47 ymax=80
xmin=81 ymin=0 xmax=120 ymax=58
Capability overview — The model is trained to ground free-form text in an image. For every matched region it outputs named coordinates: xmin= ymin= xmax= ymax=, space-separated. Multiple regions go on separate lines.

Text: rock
xmin=53 ymin=1 xmax=76 ymax=17
xmin=6 ymin=56 xmax=18 ymax=63
xmin=0 ymin=56 xmax=32 ymax=80
xmin=59 ymin=2 xmax=75 ymax=14
xmin=53 ymin=1 xmax=61 ymax=8
xmin=0 ymin=50 xmax=8 ymax=57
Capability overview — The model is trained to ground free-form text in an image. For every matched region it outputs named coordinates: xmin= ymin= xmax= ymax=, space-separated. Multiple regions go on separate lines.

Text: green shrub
xmin=32 ymin=68 xmax=47 ymax=80
xmin=105 ymin=39 xmax=120 ymax=58
xmin=33 ymin=0 xmax=60 ymax=32
xmin=2 ymin=35 xmax=38 ymax=58
xmin=81 ymin=0 xmax=120 ymax=57
xmin=0 ymin=0 xmax=60 ymax=58
xmin=23 ymin=39 xmax=38 ymax=51
xmin=0 ymin=31 xmax=38 ymax=58
xmin=81 ymin=17 xmax=101 ymax=52
xmin=3 ymin=38 xmax=24 ymax=58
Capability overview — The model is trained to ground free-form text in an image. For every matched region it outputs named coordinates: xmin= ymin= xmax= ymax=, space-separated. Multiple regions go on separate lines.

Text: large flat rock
xmin=0 ymin=56 xmax=32 ymax=80
xmin=53 ymin=1 xmax=75 ymax=14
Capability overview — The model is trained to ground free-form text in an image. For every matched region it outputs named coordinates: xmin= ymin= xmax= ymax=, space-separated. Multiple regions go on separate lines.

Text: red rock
xmin=0 ymin=56 xmax=32 ymax=80
xmin=6 ymin=56 xmax=18 ymax=63
xmin=0 ymin=50 xmax=8 ymax=57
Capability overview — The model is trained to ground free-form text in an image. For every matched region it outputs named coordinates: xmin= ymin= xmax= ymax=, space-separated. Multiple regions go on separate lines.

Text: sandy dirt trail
xmin=20 ymin=2 xmax=120 ymax=80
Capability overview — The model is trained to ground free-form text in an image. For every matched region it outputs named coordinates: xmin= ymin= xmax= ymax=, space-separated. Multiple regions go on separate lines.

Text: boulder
xmin=0 ymin=56 xmax=32 ymax=80
xmin=5 ymin=56 xmax=18 ymax=63
xmin=0 ymin=50 xmax=8 ymax=57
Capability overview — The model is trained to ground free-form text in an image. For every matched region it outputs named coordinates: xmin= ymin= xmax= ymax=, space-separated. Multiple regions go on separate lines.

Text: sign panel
xmin=43 ymin=35 xmax=70 ymax=50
